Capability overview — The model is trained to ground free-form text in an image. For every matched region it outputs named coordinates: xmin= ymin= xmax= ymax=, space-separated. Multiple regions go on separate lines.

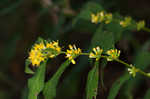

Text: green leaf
xmin=73 ymin=2 xmax=103 ymax=24
xmin=107 ymin=72 xmax=130 ymax=99
xmin=27 ymin=61 xmax=47 ymax=99
xmin=90 ymin=25 xmax=114 ymax=52
xmin=133 ymin=51 xmax=150 ymax=69
xmin=72 ymin=2 xmax=103 ymax=32
xmin=25 ymin=59 xmax=34 ymax=74
xmin=43 ymin=60 xmax=71 ymax=99
xmin=105 ymin=22 xmax=123 ymax=43
xmin=86 ymin=61 xmax=99 ymax=99
xmin=144 ymin=88 xmax=150 ymax=99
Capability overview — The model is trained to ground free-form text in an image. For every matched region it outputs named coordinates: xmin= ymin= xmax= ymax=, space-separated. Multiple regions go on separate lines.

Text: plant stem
xmin=115 ymin=59 xmax=150 ymax=78
xmin=60 ymin=51 xmax=150 ymax=78
xmin=114 ymin=59 xmax=132 ymax=68
xmin=143 ymin=27 xmax=150 ymax=32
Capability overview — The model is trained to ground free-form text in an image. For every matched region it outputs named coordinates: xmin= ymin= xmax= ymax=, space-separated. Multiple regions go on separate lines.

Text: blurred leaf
xmin=107 ymin=72 xmax=130 ymax=99
xmin=25 ymin=59 xmax=34 ymax=74
xmin=73 ymin=2 xmax=103 ymax=24
xmin=86 ymin=61 xmax=99 ymax=99
xmin=144 ymin=88 xmax=150 ymax=99
xmin=105 ymin=22 xmax=123 ymax=43
xmin=43 ymin=60 xmax=71 ymax=99
xmin=134 ymin=52 xmax=150 ymax=69
xmin=90 ymin=25 xmax=114 ymax=52
xmin=27 ymin=61 xmax=47 ymax=99
xmin=72 ymin=2 xmax=103 ymax=32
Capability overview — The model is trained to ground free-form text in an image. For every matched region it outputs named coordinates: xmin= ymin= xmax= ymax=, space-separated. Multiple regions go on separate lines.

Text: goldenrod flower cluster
xmin=106 ymin=49 xmax=120 ymax=61
xmin=89 ymin=46 xmax=103 ymax=61
xmin=45 ymin=41 xmax=61 ymax=58
xmin=120 ymin=16 xmax=132 ymax=27
xmin=28 ymin=39 xmax=122 ymax=66
xmin=65 ymin=45 xmax=82 ymax=64
xmin=28 ymin=41 xmax=61 ymax=66
xmin=136 ymin=20 xmax=145 ymax=31
xmin=91 ymin=10 xmax=146 ymax=32
xmin=91 ymin=11 xmax=112 ymax=24
xmin=128 ymin=64 xmax=138 ymax=77
xmin=27 ymin=39 xmax=150 ymax=78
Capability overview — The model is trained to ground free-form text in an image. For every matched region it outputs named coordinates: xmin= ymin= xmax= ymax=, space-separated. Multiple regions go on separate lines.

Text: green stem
xmin=60 ymin=50 xmax=150 ymax=78
xmin=143 ymin=27 xmax=150 ymax=32
xmin=114 ymin=59 xmax=132 ymax=68
xmin=137 ymin=69 xmax=150 ymax=78
xmin=80 ymin=53 xmax=89 ymax=55
xmin=115 ymin=59 xmax=150 ymax=78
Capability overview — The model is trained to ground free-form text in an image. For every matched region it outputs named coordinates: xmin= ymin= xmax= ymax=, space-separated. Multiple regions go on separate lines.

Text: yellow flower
xmin=89 ymin=46 xmax=103 ymax=61
xmin=28 ymin=40 xmax=62 ymax=66
xmin=46 ymin=41 xmax=61 ymax=58
xmin=105 ymin=13 xmax=112 ymax=24
xmin=120 ymin=16 xmax=132 ymax=27
xmin=106 ymin=49 xmax=120 ymax=61
xmin=65 ymin=44 xmax=81 ymax=64
xmin=128 ymin=64 xmax=138 ymax=77
xmin=91 ymin=13 xmax=99 ymax=24
xmin=98 ymin=11 xmax=105 ymax=22
xmin=28 ymin=49 xmax=46 ymax=66
xmin=136 ymin=20 xmax=145 ymax=31
xmin=34 ymin=42 xmax=45 ymax=50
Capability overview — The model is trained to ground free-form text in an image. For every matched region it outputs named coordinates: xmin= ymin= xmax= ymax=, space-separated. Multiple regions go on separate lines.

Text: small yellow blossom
xmin=136 ymin=20 xmax=145 ymax=31
xmin=105 ymin=13 xmax=112 ymax=24
xmin=34 ymin=42 xmax=45 ymax=50
xmin=106 ymin=49 xmax=120 ymax=61
xmin=128 ymin=64 xmax=138 ymax=77
xmin=91 ymin=11 xmax=113 ymax=24
xmin=147 ymin=73 xmax=150 ymax=77
xmin=46 ymin=41 xmax=61 ymax=58
xmin=89 ymin=46 xmax=103 ymax=61
xmin=91 ymin=13 xmax=99 ymax=24
xmin=28 ymin=40 xmax=61 ymax=66
xmin=28 ymin=49 xmax=46 ymax=66
xmin=98 ymin=11 xmax=105 ymax=22
xmin=65 ymin=44 xmax=81 ymax=64
xmin=120 ymin=16 xmax=132 ymax=27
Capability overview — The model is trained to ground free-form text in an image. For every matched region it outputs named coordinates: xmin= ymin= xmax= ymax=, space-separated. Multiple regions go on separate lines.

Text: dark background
xmin=1 ymin=0 xmax=150 ymax=99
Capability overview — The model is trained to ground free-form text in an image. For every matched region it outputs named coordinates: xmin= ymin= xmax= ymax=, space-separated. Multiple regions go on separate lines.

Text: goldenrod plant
xmin=25 ymin=2 xmax=150 ymax=99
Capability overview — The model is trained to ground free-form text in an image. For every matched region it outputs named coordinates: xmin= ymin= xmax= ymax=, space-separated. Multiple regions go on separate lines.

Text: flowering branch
xmin=27 ymin=39 xmax=150 ymax=78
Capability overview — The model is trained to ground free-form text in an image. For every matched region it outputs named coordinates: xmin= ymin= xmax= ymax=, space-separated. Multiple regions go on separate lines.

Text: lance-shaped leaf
xmin=90 ymin=25 xmax=114 ymax=52
xmin=25 ymin=59 xmax=34 ymax=74
xmin=27 ymin=61 xmax=47 ymax=99
xmin=43 ymin=60 xmax=71 ymax=99
xmin=107 ymin=72 xmax=130 ymax=99
xmin=86 ymin=61 xmax=99 ymax=99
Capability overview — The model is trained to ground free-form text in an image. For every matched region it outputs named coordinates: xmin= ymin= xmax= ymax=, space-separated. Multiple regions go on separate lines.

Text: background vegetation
xmin=1 ymin=0 xmax=150 ymax=99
